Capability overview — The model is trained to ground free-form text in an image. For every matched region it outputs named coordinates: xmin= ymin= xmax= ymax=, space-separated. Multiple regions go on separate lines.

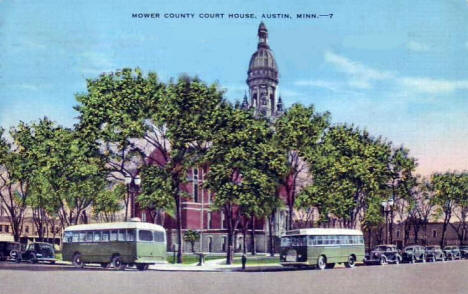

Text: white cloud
xmin=80 ymin=52 xmax=115 ymax=75
xmin=294 ymin=80 xmax=340 ymax=91
xmin=324 ymin=51 xmax=393 ymax=89
xmin=407 ymin=41 xmax=430 ymax=52
xmin=399 ymin=77 xmax=468 ymax=94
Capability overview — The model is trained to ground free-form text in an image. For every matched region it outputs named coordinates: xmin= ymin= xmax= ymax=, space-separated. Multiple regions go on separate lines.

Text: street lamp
xmin=381 ymin=199 xmax=394 ymax=244
xmin=125 ymin=175 xmax=141 ymax=219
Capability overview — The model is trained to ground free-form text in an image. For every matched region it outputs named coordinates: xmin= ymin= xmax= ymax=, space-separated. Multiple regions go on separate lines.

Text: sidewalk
xmin=151 ymin=255 xmax=285 ymax=272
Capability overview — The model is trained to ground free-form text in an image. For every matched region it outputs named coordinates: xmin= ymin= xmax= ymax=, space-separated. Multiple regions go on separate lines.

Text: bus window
xmin=79 ymin=232 xmax=86 ymax=242
xmin=316 ymin=236 xmax=323 ymax=245
xmin=110 ymin=230 xmax=117 ymax=241
xmin=127 ymin=229 xmax=136 ymax=241
xmin=64 ymin=232 xmax=73 ymax=243
xmin=85 ymin=232 xmax=93 ymax=242
xmin=307 ymin=235 xmax=316 ymax=246
xmin=280 ymin=237 xmax=291 ymax=247
xmin=348 ymin=235 xmax=354 ymax=244
xmin=154 ymin=231 xmax=165 ymax=242
xmin=118 ymin=230 xmax=126 ymax=241
xmin=359 ymin=236 xmax=364 ymax=245
xmin=139 ymin=230 xmax=153 ymax=241
xmin=102 ymin=231 xmax=110 ymax=242
xmin=93 ymin=231 xmax=102 ymax=242
xmin=72 ymin=232 xmax=79 ymax=243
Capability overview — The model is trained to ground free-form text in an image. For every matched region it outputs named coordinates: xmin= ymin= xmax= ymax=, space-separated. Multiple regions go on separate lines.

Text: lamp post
xmin=125 ymin=175 xmax=141 ymax=219
xmin=381 ymin=199 xmax=394 ymax=244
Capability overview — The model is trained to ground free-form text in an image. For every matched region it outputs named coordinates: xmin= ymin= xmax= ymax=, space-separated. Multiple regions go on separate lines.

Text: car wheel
xmin=345 ymin=255 xmax=356 ymax=268
xmin=379 ymin=256 xmax=387 ymax=265
xmin=112 ymin=256 xmax=126 ymax=270
xmin=72 ymin=253 xmax=84 ymax=268
xmin=317 ymin=256 xmax=326 ymax=270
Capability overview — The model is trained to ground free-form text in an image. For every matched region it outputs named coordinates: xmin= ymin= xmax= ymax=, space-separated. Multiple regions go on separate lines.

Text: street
xmin=1 ymin=260 xmax=467 ymax=294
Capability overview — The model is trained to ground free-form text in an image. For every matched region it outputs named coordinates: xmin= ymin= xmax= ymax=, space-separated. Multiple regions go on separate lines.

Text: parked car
xmin=11 ymin=242 xmax=56 ymax=264
xmin=459 ymin=245 xmax=468 ymax=258
xmin=425 ymin=245 xmax=445 ymax=262
xmin=364 ymin=245 xmax=402 ymax=265
xmin=0 ymin=241 xmax=21 ymax=261
xmin=443 ymin=246 xmax=461 ymax=260
xmin=401 ymin=245 xmax=426 ymax=263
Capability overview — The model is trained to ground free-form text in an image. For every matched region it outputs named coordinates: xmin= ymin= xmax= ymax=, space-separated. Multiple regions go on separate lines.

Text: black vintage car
xmin=425 ymin=245 xmax=445 ymax=262
xmin=401 ymin=245 xmax=426 ymax=263
xmin=443 ymin=246 xmax=462 ymax=260
xmin=364 ymin=245 xmax=402 ymax=265
xmin=11 ymin=242 xmax=56 ymax=264
xmin=460 ymin=246 xmax=468 ymax=258
xmin=0 ymin=241 xmax=21 ymax=261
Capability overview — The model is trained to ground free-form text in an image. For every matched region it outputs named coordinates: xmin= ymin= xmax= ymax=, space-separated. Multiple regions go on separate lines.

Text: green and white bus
xmin=62 ymin=220 xmax=166 ymax=271
xmin=280 ymin=228 xmax=365 ymax=270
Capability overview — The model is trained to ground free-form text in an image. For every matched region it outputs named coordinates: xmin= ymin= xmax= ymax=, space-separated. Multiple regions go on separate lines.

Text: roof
xmin=64 ymin=221 xmax=165 ymax=232
xmin=285 ymin=228 xmax=363 ymax=236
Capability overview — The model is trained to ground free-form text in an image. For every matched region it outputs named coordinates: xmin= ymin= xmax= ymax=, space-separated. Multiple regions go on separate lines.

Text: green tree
xmin=298 ymin=125 xmax=392 ymax=228
xmin=431 ymin=172 xmax=466 ymax=246
xmin=93 ymin=184 xmax=125 ymax=222
xmin=273 ymin=104 xmax=330 ymax=231
xmin=204 ymin=104 xmax=287 ymax=264
xmin=183 ymin=230 xmax=201 ymax=253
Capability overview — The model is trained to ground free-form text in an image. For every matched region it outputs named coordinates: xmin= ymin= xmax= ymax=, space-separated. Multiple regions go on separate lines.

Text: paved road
xmin=1 ymin=260 xmax=467 ymax=294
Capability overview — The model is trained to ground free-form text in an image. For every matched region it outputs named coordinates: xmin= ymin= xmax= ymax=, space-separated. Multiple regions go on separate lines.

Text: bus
xmin=280 ymin=228 xmax=365 ymax=270
xmin=62 ymin=219 xmax=166 ymax=271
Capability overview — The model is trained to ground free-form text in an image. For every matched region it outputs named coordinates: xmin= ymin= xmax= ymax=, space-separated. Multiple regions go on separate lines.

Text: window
xmin=0 ymin=225 xmax=2 ymax=232
xmin=102 ymin=231 xmax=110 ymax=242
xmin=432 ymin=230 xmax=437 ymax=238
xmin=118 ymin=229 xmax=126 ymax=241
xmin=5 ymin=225 xmax=9 ymax=233
xmin=72 ymin=232 xmax=79 ymax=243
xmin=127 ymin=229 xmax=136 ymax=241
xmin=207 ymin=212 xmax=212 ymax=229
xmin=154 ymin=231 xmax=165 ymax=242
xmin=93 ymin=231 xmax=102 ymax=242
xmin=141 ymin=213 xmax=147 ymax=222
xmin=221 ymin=212 xmax=225 ymax=229
xmin=110 ymin=230 xmax=118 ymax=241
xmin=193 ymin=168 xmax=199 ymax=202
xmin=138 ymin=230 xmax=153 ymax=241
xmin=85 ymin=231 xmax=93 ymax=242
xmin=396 ymin=230 xmax=401 ymax=238
xmin=79 ymin=232 xmax=86 ymax=242
xmin=281 ymin=237 xmax=291 ymax=247
xmin=63 ymin=232 xmax=73 ymax=243
xmin=25 ymin=226 xmax=29 ymax=233
xmin=307 ymin=235 xmax=316 ymax=246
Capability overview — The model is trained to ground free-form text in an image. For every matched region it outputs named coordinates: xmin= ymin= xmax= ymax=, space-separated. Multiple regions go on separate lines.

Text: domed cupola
xmin=246 ymin=22 xmax=279 ymax=119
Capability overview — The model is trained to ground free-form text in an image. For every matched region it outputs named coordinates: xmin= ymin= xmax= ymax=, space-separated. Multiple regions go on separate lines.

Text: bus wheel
xmin=345 ymin=255 xmax=356 ymax=268
xmin=136 ymin=264 xmax=149 ymax=271
xmin=112 ymin=256 xmax=126 ymax=270
xmin=317 ymin=256 xmax=326 ymax=270
xmin=72 ymin=253 xmax=84 ymax=268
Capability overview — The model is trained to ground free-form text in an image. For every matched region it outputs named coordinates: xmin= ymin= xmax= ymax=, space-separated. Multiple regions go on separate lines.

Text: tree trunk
xmin=268 ymin=214 xmax=274 ymax=256
xmin=226 ymin=206 xmax=234 ymax=265
xmin=250 ymin=215 xmax=256 ymax=256
xmin=440 ymin=211 xmax=451 ymax=247
xmin=242 ymin=226 xmax=247 ymax=254
xmin=175 ymin=193 xmax=183 ymax=264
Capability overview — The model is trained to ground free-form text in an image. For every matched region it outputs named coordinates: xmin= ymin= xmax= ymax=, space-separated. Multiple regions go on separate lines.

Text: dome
xmin=247 ymin=23 xmax=279 ymax=84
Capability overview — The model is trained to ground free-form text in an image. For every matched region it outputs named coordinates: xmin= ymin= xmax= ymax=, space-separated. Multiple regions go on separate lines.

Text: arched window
xmin=207 ymin=236 xmax=213 ymax=253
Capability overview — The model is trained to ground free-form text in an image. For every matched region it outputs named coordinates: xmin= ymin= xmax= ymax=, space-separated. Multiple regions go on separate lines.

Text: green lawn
xmin=165 ymin=254 xmax=224 ymax=265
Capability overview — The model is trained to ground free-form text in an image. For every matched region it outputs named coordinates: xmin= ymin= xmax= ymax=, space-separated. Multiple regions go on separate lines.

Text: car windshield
xmin=375 ymin=246 xmax=392 ymax=251
xmin=405 ymin=248 xmax=413 ymax=252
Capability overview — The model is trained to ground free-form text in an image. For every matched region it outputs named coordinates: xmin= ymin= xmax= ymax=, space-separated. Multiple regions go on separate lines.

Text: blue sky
xmin=1 ymin=0 xmax=468 ymax=175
